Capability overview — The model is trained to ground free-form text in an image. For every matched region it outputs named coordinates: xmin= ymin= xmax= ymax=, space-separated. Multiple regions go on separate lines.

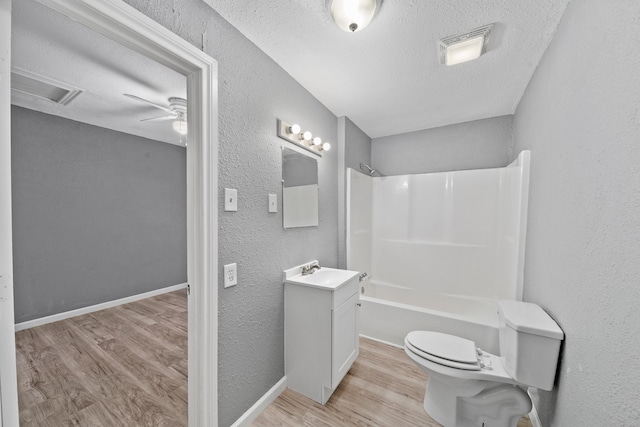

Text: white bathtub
xmin=359 ymin=280 xmax=500 ymax=354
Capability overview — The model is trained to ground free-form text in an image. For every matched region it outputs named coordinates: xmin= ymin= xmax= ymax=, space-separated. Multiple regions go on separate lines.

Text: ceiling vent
xmin=439 ymin=24 xmax=494 ymax=66
xmin=11 ymin=68 xmax=83 ymax=106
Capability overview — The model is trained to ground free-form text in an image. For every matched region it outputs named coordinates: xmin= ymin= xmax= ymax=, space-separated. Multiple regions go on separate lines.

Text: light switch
xmin=224 ymin=263 xmax=237 ymax=288
xmin=224 ymin=188 xmax=238 ymax=211
xmin=268 ymin=193 xmax=277 ymax=213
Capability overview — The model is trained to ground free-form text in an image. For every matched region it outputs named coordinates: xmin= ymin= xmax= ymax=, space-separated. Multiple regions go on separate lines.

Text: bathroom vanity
xmin=283 ymin=263 xmax=360 ymax=404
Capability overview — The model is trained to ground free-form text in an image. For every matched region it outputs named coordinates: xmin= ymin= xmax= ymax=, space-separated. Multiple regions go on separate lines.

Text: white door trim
xmin=0 ymin=0 xmax=19 ymax=425
xmin=2 ymin=1 xmax=219 ymax=425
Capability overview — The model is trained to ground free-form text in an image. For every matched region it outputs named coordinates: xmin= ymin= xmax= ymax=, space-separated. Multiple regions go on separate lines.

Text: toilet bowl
xmin=404 ymin=300 xmax=563 ymax=427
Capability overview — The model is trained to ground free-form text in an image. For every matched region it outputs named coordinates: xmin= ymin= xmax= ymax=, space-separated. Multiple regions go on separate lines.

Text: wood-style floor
xmin=253 ymin=337 xmax=533 ymax=427
xmin=16 ymin=293 xmax=532 ymax=426
xmin=15 ymin=290 xmax=188 ymax=426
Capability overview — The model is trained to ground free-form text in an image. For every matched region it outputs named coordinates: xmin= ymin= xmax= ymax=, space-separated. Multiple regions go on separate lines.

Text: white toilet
xmin=404 ymin=300 xmax=564 ymax=427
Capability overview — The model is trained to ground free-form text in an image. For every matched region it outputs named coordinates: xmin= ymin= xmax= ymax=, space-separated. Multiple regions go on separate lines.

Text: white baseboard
xmin=359 ymin=333 xmax=403 ymax=349
xmin=14 ymin=283 xmax=188 ymax=332
xmin=231 ymin=376 xmax=287 ymax=427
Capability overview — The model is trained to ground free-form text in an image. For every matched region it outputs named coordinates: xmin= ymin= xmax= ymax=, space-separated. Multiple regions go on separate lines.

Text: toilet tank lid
xmin=498 ymin=300 xmax=564 ymax=340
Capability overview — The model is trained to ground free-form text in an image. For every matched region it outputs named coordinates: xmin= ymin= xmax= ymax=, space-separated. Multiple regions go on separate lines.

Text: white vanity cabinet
xmin=284 ymin=268 xmax=360 ymax=404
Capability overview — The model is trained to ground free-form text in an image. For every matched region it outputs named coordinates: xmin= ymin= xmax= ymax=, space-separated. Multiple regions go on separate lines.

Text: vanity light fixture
xmin=440 ymin=24 xmax=494 ymax=66
xmin=288 ymin=123 xmax=301 ymax=134
xmin=327 ymin=0 xmax=382 ymax=33
xmin=277 ymin=119 xmax=331 ymax=156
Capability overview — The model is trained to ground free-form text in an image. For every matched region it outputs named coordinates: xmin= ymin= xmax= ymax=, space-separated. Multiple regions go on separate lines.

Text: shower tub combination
xmin=347 ymin=152 xmax=530 ymax=354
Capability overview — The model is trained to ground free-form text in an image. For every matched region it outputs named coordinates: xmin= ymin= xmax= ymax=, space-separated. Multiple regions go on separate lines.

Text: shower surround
xmin=347 ymin=151 xmax=530 ymax=352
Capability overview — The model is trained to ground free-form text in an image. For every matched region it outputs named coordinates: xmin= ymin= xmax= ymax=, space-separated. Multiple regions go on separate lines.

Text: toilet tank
xmin=498 ymin=300 xmax=564 ymax=391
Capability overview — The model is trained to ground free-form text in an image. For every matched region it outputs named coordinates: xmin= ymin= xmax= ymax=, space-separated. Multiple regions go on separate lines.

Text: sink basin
xmin=284 ymin=262 xmax=359 ymax=290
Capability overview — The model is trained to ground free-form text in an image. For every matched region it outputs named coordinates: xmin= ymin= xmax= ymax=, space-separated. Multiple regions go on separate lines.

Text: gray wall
xmin=11 ymin=106 xmax=187 ymax=323
xmin=512 ymin=0 xmax=640 ymax=425
xmin=345 ymin=117 xmax=372 ymax=171
xmin=371 ymin=115 xmax=513 ymax=175
xmin=338 ymin=116 xmax=371 ymax=268
xmin=122 ymin=1 xmax=339 ymax=425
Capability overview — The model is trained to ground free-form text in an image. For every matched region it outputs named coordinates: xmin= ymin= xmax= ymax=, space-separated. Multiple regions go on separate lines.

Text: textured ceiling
xmin=12 ymin=0 xmax=186 ymax=146
xmin=204 ymin=0 xmax=570 ymax=138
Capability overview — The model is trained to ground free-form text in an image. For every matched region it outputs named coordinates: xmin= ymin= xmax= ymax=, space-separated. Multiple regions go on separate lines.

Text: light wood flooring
xmin=16 ymin=294 xmax=532 ymax=426
xmin=15 ymin=290 xmax=188 ymax=426
xmin=253 ymin=337 xmax=533 ymax=427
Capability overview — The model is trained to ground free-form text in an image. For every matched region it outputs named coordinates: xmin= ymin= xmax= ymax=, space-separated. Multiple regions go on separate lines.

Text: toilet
xmin=404 ymin=300 xmax=564 ymax=427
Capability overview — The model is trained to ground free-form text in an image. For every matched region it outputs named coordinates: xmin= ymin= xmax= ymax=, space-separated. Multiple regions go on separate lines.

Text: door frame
xmin=0 ymin=0 xmax=219 ymax=425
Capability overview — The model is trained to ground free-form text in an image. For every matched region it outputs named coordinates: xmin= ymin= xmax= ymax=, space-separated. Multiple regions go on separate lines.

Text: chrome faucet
xmin=301 ymin=263 xmax=321 ymax=275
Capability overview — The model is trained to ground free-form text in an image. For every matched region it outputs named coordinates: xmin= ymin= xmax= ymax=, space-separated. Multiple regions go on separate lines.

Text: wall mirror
xmin=282 ymin=147 xmax=319 ymax=229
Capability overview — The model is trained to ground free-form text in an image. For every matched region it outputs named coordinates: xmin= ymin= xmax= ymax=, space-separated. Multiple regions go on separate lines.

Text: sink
xmin=284 ymin=261 xmax=359 ymax=290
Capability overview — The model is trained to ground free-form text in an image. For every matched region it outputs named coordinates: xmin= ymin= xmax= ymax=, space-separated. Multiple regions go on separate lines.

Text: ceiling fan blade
xmin=140 ymin=114 xmax=177 ymax=122
xmin=124 ymin=93 xmax=174 ymax=113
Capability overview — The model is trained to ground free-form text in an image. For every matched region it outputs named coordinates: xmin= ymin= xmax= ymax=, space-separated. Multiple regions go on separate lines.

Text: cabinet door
xmin=331 ymin=292 xmax=359 ymax=388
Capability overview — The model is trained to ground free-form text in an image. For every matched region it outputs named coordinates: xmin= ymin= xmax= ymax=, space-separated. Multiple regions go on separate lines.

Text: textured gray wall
xmin=122 ymin=1 xmax=339 ymax=425
xmin=345 ymin=117 xmax=372 ymax=171
xmin=512 ymin=0 xmax=640 ymax=425
xmin=338 ymin=117 xmax=371 ymax=268
xmin=11 ymin=106 xmax=186 ymax=323
xmin=371 ymin=116 xmax=513 ymax=175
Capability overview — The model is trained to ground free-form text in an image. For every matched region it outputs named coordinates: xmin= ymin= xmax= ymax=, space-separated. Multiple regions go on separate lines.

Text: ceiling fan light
xmin=172 ymin=120 xmax=188 ymax=135
xmin=328 ymin=0 xmax=380 ymax=33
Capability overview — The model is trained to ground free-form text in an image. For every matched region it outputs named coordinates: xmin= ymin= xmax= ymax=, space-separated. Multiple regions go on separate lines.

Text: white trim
xmin=5 ymin=1 xmax=219 ymax=425
xmin=0 ymin=0 xmax=19 ymax=425
xmin=359 ymin=333 xmax=404 ymax=349
xmin=230 ymin=377 xmax=287 ymax=427
xmin=14 ymin=283 xmax=188 ymax=332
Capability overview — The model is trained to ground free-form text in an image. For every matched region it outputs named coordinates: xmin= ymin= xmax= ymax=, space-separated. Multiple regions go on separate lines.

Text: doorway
xmin=0 ymin=0 xmax=218 ymax=425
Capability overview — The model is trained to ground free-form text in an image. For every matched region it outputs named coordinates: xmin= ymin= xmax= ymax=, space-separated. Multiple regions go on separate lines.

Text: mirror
xmin=282 ymin=147 xmax=319 ymax=228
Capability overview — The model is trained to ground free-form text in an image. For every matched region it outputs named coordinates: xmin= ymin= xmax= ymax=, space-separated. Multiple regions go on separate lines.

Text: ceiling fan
xmin=124 ymin=94 xmax=188 ymax=136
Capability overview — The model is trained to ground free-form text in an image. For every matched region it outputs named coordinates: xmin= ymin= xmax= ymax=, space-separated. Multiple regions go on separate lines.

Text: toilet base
xmin=423 ymin=374 xmax=532 ymax=427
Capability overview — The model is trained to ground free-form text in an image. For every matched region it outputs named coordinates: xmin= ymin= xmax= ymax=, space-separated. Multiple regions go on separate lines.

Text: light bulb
xmin=172 ymin=120 xmax=188 ymax=135
xmin=288 ymin=123 xmax=301 ymax=134
xmin=302 ymin=131 xmax=312 ymax=141
xmin=322 ymin=142 xmax=331 ymax=151
xmin=313 ymin=137 xmax=322 ymax=146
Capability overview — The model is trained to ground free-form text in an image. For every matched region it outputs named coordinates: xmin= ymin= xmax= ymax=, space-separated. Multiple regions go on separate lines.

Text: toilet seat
xmin=406 ymin=331 xmax=481 ymax=371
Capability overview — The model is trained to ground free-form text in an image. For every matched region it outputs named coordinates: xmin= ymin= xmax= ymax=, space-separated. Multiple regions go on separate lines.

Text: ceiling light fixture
xmin=439 ymin=24 xmax=494 ymax=66
xmin=327 ymin=0 xmax=382 ymax=33
xmin=277 ymin=119 xmax=331 ymax=157
xmin=172 ymin=119 xmax=188 ymax=135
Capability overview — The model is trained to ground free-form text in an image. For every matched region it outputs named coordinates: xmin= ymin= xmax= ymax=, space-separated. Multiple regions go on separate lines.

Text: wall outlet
xmin=268 ymin=193 xmax=277 ymax=213
xmin=224 ymin=188 xmax=238 ymax=212
xmin=224 ymin=263 xmax=237 ymax=288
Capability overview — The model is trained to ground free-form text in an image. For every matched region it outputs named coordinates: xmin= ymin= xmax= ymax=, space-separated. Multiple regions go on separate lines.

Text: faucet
xmin=301 ymin=262 xmax=321 ymax=275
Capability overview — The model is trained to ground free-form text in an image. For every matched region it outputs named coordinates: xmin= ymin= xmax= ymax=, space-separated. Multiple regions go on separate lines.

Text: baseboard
xmin=359 ymin=333 xmax=403 ymax=349
xmin=14 ymin=283 xmax=188 ymax=332
xmin=231 ymin=376 xmax=287 ymax=427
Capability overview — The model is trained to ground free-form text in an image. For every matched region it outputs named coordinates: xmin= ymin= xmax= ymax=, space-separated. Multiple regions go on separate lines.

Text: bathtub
xmin=359 ymin=280 xmax=500 ymax=354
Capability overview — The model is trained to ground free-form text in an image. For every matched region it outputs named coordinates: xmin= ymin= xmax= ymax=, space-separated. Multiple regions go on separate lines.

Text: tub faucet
xmin=301 ymin=263 xmax=321 ymax=275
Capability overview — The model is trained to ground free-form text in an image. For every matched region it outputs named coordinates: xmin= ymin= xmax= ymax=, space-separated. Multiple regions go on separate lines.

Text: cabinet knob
xmin=356 ymin=303 xmax=362 ymax=307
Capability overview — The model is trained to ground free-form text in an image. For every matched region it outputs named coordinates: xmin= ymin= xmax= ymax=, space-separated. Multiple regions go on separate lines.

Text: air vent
xmin=11 ymin=68 xmax=83 ymax=105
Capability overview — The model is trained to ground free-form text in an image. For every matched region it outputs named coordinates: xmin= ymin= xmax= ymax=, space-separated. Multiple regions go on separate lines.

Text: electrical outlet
xmin=268 ymin=193 xmax=277 ymax=213
xmin=224 ymin=188 xmax=238 ymax=212
xmin=224 ymin=263 xmax=237 ymax=288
